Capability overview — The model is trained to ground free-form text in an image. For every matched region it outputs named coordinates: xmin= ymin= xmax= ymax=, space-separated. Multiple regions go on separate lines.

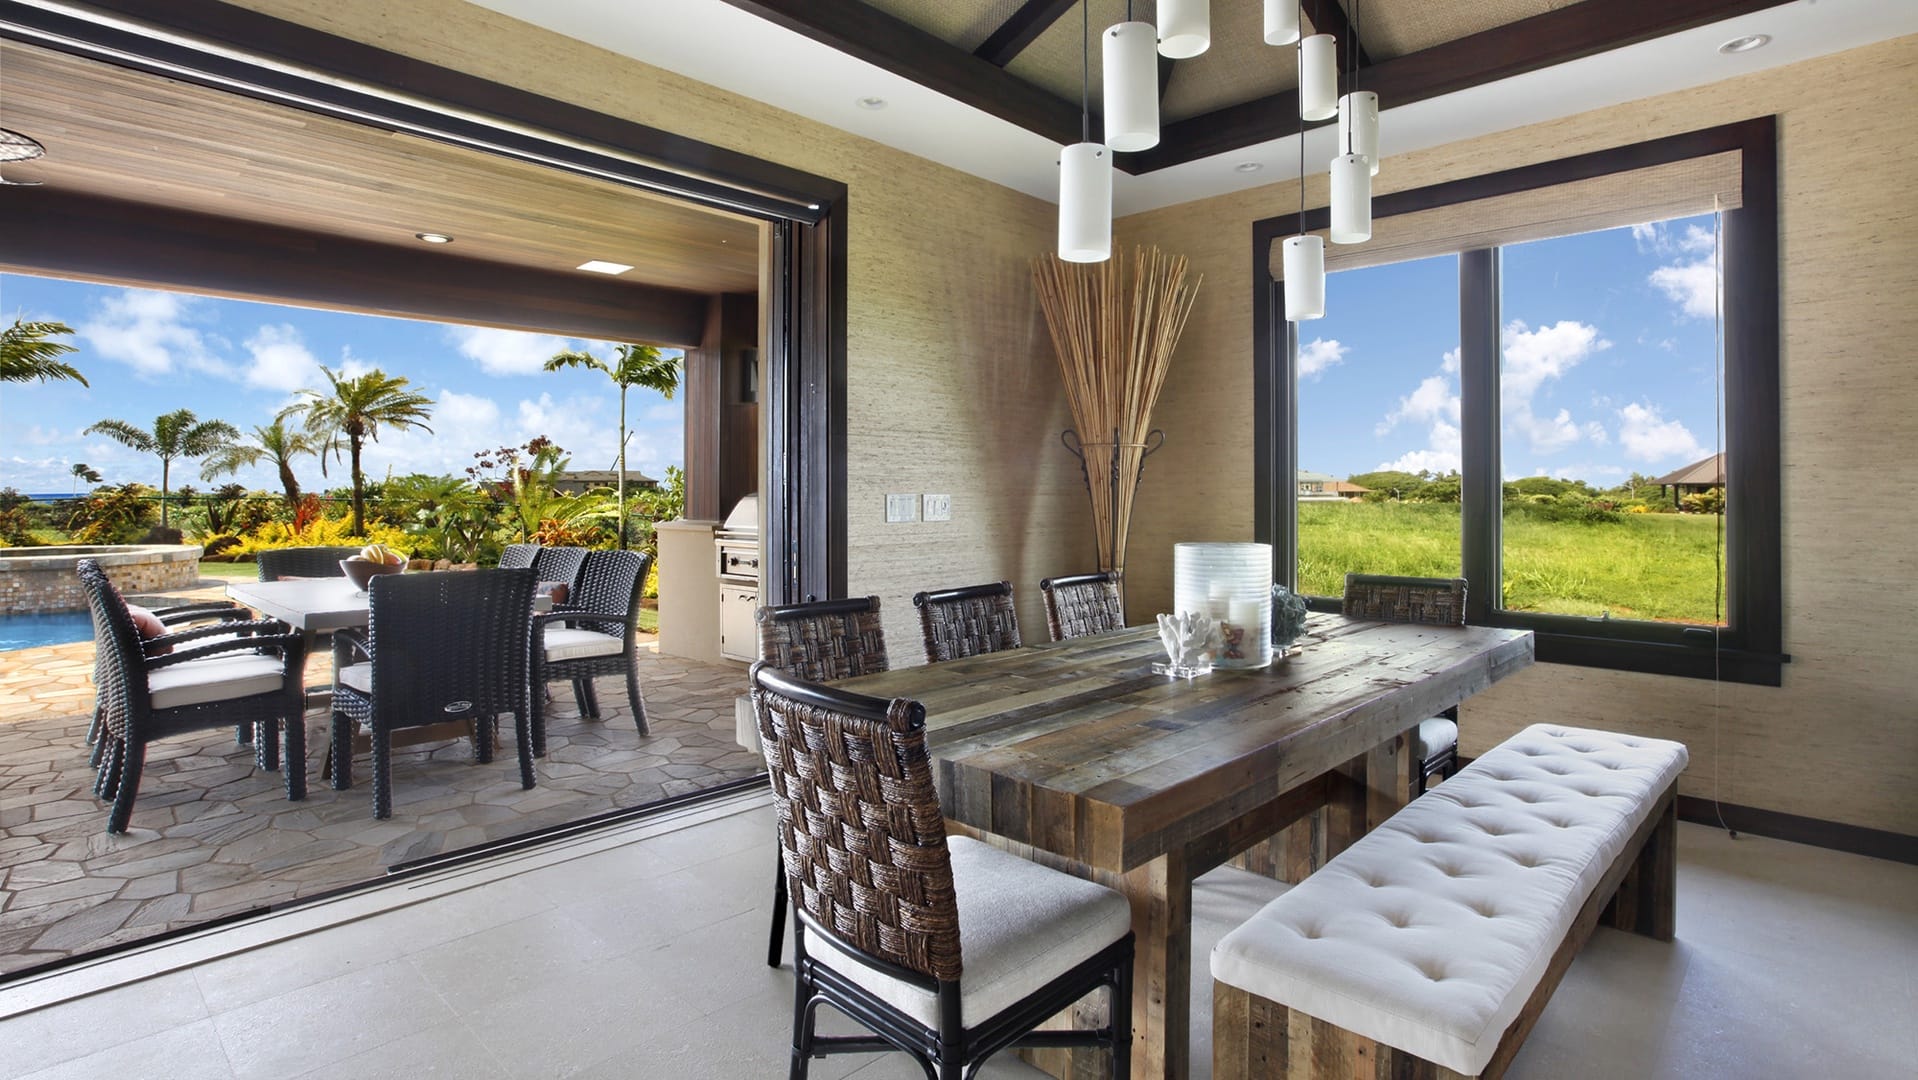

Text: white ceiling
xmin=470 ymin=0 xmax=1918 ymax=216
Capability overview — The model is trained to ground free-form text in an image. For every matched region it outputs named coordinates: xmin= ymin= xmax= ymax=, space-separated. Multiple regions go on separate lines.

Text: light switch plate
xmin=923 ymin=494 xmax=952 ymax=522
xmin=885 ymin=494 xmax=918 ymax=523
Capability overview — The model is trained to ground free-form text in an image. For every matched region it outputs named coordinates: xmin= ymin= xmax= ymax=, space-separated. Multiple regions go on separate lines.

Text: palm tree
xmin=0 ymin=318 xmax=86 ymax=386
xmin=84 ymin=409 xmax=239 ymax=528
xmin=286 ymin=366 xmax=433 ymax=536
xmin=200 ymin=419 xmax=318 ymax=507
xmin=543 ymin=343 xmax=681 ymax=549
xmin=69 ymin=462 xmax=101 ymax=495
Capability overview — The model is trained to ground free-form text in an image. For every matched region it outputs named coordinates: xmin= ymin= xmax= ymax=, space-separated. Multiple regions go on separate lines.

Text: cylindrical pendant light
xmin=1059 ymin=142 xmax=1112 ymax=263
xmin=1340 ymin=91 xmax=1379 ymax=176
xmin=1283 ymin=235 xmax=1325 ymax=320
xmin=1329 ymin=152 xmax=1372 ymax=244
xmin=1263 ymin=0 xmax=1300 ymax=46
xmin=1299 ymin=34 xmax=1337 ymax=121
xmin=1159 ymin=0 xmax=1210 ymax=59
xmin=1103 ymin=21 xmax=1159 ymax=152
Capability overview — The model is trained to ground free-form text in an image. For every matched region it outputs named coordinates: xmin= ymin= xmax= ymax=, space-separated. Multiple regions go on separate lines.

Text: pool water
xmin=0 ymin=612 xmax=95 ymax=651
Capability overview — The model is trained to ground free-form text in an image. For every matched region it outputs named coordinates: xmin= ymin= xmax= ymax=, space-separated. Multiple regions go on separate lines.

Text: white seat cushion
xmin=1212 ymin=724 xmax=1687 ymax=1076
xmin=805 ymin=835 xmax=1131 ymax=1028
xmin=148 ymin=653 xmax=289 ymax=710
xmin=543 ymin=626 xmax=623 ymax=661
xmin=1416 ymin=717 xmax=1459 ymax=759
xmin=337 ymin=662 xmax=372 ymax=694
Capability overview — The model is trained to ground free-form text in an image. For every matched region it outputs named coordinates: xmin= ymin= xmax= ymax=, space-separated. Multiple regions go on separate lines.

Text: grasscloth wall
xmin=227 ymin=0 xmax=1093 ymax=655
xmin=1119 ymin=36 xmax=1918 ymax=835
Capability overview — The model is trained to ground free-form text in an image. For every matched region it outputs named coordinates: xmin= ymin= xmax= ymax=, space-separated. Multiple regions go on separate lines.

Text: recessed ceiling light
xmin=576 ymin=260 xmax=635 ymax=275
xmin=856 ymin=96 xmax=887 ymax=110
xmin=1719 ymin=34 xmax=1770 ymax=54
xmin=415 ymin=232 xmax=453 ymax=244
xmin=1235 ymin=162 xmax=1264 ymax=173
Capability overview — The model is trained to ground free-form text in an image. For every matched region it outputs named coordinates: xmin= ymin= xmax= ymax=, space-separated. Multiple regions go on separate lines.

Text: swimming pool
xmin=0 ymin=611 xmax=95 ymax=651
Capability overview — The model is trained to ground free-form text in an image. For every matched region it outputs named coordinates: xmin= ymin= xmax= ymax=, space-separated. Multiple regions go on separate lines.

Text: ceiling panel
xmin=1004 ymin=0 xmax=1145 ymax=114
xmin=1162 ymin=0 xmax=1295 ymax=123
xmin=1341 ymin=0 xmax=1585 ymax=62
xmin=0 ymin=41 xmax=762 ymax=296
xmin=860 ymin=0 xmax=1028 ymax=54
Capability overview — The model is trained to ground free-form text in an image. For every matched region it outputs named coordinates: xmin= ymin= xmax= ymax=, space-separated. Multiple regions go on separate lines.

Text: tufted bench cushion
xmin=1212 ymin=723 xmax=1687 ymax=1077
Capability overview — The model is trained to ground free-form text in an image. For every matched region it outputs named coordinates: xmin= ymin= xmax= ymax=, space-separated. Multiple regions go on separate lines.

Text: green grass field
xmin=1297 ymin=501 xmax=1724 ymax=624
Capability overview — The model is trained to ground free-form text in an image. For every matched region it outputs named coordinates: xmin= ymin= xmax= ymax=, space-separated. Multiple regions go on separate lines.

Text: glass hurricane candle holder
xmin=1173 ymin=542 xmax=1273 ymax=668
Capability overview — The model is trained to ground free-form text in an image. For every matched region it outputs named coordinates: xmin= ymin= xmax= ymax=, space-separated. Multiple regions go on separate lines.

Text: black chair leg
xmin=330 ymin=711 xmax=354 ymax=791
xmin=255 ymin=719 xmax=281 ymax=772
xmin=791 ymin=987 xmax=823 ymax=1080
xmin=626 ymin=661 xmax=649 ymax=736
xmin=472 ymin=713 xmax=495 ymax=764
xmin=1111 ymin=949 xmax=1134 ymax=1080
xmin=106 ymin=740 xmax=146 ymax=834
xmin=514 ymin=710 xmax=536 ymax=790
xmin=235 ymin=722 xmax=251 ymax=746
xmin=283 ymin=716 xmax=306 ymax=802
xmin=529 ymin=677 xmax=548 ymax=758
xmin=371 ymin=731 xmax=393 ymax=819
xmin=768 ymin=856 xmax=788 ymax=967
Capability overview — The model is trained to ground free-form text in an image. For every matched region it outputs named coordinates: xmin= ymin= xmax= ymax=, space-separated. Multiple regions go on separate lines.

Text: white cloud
xmin=1377 ymin=448 xmax=1461 ymax=474
xmin=77 ymin=289 xmax=225 ymax=377
xmin=1439 ymin=347 xmax=1461 ymax=374
xmin=1553 ymin=464 xmax=1627 ymax=481
xmin=1377 ymin=375 xmax=1459 ymax=436
xmin=243 ymin=324 xmax=321 ymax=392
xmin=1299 ymin=337 xmax=1349 ymax=379
xmin=1633 ymin=221 xmax=1716 ymax=257
xmin=1500 ymin=320 xmax=1609 ymax=455
xmin=447 ymin=325 xmax=573 ymax=376
xmin=1617 ymin=402 xmax=1706 ymax=463
xmin=1511 ymin=406 xmax=1583 ymax=454
xmin=1649 ymin=259 xmax=1719 ymax=320
xmin=1582 ymin=420 xmax=1610 ymax=445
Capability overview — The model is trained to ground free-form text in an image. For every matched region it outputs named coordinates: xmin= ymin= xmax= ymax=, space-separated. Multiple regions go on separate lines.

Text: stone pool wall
xmin=0 ymin=546 xmax=203 ymax=613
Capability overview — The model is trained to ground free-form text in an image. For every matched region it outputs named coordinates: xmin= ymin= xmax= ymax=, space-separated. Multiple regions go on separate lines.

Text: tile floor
xmin=1 ymin=791 xmax=1910 ymax=1080
xmin=0 ymin=596 xmax=759 ymax=974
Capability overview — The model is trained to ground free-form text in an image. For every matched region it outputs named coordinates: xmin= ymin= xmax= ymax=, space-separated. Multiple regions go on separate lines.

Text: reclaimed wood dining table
xmin=832 ymin=612 xmax=1534 ymax=1080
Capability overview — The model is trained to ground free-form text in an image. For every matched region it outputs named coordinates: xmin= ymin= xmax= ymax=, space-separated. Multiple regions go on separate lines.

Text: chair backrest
xmin=1342 ymin=574 xmax=1467 ymax=627
xmin=569 ymin=550 xmax=652 ymax=637
xmin=77 ymin=559 xmax=146 ymax=741
xmin=363 ymin=568 xmax=536 ymax=730
xmin=913 ymin=580 xmax=1021 ymax=663
xmin=756 ymin=596 xmax=889 ymax=682
xmin=1039 ymin=571 xmax=1124 ymax=642
xmin=498 ymin=543 xmax=540 ymax=571
xmin=750 ymin=662 xmax=960 ymax=984
xmin=257 ymin=546 xmax=360 ymax=581
xmin=532 ymin=546 xmax=590 ymax=592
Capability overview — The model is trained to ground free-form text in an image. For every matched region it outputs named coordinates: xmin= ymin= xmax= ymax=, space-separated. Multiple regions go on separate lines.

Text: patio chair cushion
xmin=543 ymin=626 xmax=623 ymax=661
xmin=124 ymin=604 xmax=172 ymax=655
xmin=337 ymin=662 xmax=372 ymax=694
xmin=804 ymin=834 xmax=1131 ymax=1027
xmin=1416 ymin=717 xmax=1459 ymax=759
xmin=147 ymin=653 xmax=289 ymax=710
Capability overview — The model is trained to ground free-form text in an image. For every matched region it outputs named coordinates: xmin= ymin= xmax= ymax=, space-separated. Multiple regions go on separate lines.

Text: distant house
xmin=1298 ymin=470 xmax=1369 ymax=501
xmin=553 ymin=469 xmax=659 ymax=495
xmin=1652 ymin=453 xmax=1724 ymax=506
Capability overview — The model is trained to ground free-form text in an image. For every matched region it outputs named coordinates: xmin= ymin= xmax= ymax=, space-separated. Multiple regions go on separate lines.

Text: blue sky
xmin=1298 ymin=213 xmax=1723 ymax=485
xmin=0 ymin=276 xmax=684 ymax=496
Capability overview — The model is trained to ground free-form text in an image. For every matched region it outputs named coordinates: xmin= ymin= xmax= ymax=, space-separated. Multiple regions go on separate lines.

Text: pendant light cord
xmin=1710 ymin=201 xmax=1736 ymax=840
xmin=1081 ymin=0 xmax=1091 ymax=144
xmin=1296 ymin=0 xmax=1306 ymax=235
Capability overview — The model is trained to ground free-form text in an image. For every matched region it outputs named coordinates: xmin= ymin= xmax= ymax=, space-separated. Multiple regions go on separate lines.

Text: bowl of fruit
xmin=340 ymin=544 xmax=407 ymax=592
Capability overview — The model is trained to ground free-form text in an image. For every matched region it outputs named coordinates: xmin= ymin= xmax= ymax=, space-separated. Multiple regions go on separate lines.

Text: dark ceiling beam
xmin=1300 ymin=0 xmax=1370 ymax=71
xmin=1128 ymin=0 xmax=1793 ymax=171
xmin=974 ymin=0 xmax=1078 ymax=67
xmin=718 ymin=0 xmax=1087 ymax=147
xmin=1158 ymin=55 xmax=1177 ymax=101
xmin=0 ymin=188 xmax=712 ymax=347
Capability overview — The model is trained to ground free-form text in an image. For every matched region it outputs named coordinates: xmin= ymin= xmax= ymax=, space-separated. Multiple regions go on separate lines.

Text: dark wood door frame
xmin=0 ymin=0 xmax=850 ymax=604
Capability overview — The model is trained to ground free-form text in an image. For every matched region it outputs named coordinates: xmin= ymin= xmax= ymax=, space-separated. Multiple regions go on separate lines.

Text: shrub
xmin=1680 ymin=488 xmax=1725 ymax=514
xmin=0 ymin=506 xmax=36 ymax=546
xmin=229 ymin=513 xmax=414 ymax=556
xmin=66 ymin=484 xmax=157 ymax=544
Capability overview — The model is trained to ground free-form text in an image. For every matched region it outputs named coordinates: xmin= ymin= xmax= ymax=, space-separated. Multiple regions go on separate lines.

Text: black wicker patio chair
xmin=751 ymin=663 xmax=1134 ymax=1080
xmin=531 ymin=549 xmax=653 ymax=755
xmin=327 ymin=568 xmax=538 ymax=819
xmin=754 ymin=595 xmax=891 ymax=968
xmin=1038 ymin=571 xmax=1125 ymax=642
xmin=255 ymin=545 xmax=360 ymax=581
xmin=912 ymin=581 xmax=1022 ymax=664
xmin=530 ymin=545 xmax=589 ymax=594
xmin=498 ymin=543 xmax=540 ymax=570
xmin=1343 ymin=573 xmax=1470 ymax=792
xmin=85 ymin=598 xmax=252 ymax=759
xmin=78 ymin=559 xmax=307 ymax=834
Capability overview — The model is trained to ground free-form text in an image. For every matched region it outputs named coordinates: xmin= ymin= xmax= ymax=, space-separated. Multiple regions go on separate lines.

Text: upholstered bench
xmin=1212 ymin=724 xmax=1687 ymax=1080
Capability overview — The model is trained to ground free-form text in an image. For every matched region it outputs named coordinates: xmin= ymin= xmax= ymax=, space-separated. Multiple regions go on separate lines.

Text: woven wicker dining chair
xmin=498 ymin=543 xmax=540 ymax=570
xmin=255 ymin=545 xmax=360 ymax=581
xmin=84 ymin=597 xmax=251 ymax=761
xmin=1343 ymin=573 xmax=1469 ymax=791
xmin=751 ymin=663 xmax=1134 ymax=1080
xmin=754 ymin=595 xmax=891 ymax=968
xmin=78 ymin=559 xmax=307 ymax=833
xmin=531 ymin=549 xmax=653 ymax=754
xmin=328 ymin=568 xmax=538 ymax=819
xmin=530 ymin=545 xmax=590 ymax=595
xmin=1039 ymin=571 xmax=1125 ymax=642
xmin=912 ymin=581 xmax=1021 ymax=664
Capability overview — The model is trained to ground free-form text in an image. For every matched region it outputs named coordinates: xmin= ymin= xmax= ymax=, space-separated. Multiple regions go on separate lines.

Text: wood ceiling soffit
xmin=1127 ymin=0 xmax=1795 ymax=171
xmin=859 ymin=0 xmax=1012 ymax=54
xmin=1361 ymin=0 xmax=1571 ymax=62
xmin=975 ymin=0 xmax=1080 ymax=66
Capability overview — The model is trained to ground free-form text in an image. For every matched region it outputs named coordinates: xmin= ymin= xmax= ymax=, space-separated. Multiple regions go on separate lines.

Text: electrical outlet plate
xmin=885 ymin=494 xmax=918 ymax=523
xmin=922 ymin=494 xmax=952 ymax=522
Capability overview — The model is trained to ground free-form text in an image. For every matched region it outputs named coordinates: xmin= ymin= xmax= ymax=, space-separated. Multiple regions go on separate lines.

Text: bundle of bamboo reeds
xmin=1032 ymin=245 xmax=1201 ymax=599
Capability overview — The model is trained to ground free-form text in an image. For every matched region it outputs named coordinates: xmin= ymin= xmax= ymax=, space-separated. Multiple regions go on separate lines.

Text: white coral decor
xmin=1156 ymin=611 xmax=1222 ymax=672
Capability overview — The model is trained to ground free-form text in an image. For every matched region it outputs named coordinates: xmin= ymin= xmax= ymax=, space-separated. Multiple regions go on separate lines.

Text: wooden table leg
xmin=1322 ymin=727 xmax=1415 ymax=861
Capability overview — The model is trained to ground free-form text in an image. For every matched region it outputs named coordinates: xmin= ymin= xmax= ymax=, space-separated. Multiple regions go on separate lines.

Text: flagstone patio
xmin=0 ymin=583 xmax=758 ymax=976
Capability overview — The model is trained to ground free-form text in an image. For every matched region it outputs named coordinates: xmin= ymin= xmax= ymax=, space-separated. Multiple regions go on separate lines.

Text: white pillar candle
xmin=1228 ymin=599 xmax=1261 ymax=631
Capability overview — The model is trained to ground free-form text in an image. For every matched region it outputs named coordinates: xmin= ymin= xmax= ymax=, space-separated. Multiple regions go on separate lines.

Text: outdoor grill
xmin=715 ymin=493 xmax=759 ymax=662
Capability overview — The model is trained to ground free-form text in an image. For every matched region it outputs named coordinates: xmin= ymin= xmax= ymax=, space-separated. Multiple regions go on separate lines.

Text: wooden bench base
xmin=1214 ymin=781 xmax=1678 ymax=1080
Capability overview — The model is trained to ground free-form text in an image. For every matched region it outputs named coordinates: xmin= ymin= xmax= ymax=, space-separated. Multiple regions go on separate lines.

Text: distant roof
xmin=1330 ymin=480 xmax=1371 ymax=493
xmin=556 ymin=469 xmax=658 ymax=485
xmin=1653 ymin=453 xmax=1724 ymax=486
xmin=1297 ymin=469 xmax=1337 ymax=483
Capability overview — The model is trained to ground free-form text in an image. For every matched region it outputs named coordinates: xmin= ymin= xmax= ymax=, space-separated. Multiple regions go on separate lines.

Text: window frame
xmin=1253 ymin=118 xmax=1784 ymax=685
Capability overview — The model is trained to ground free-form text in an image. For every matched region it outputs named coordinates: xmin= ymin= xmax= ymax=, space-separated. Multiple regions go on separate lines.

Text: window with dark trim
xmin=1253 ymin=118 xmax=1784 ymax=685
